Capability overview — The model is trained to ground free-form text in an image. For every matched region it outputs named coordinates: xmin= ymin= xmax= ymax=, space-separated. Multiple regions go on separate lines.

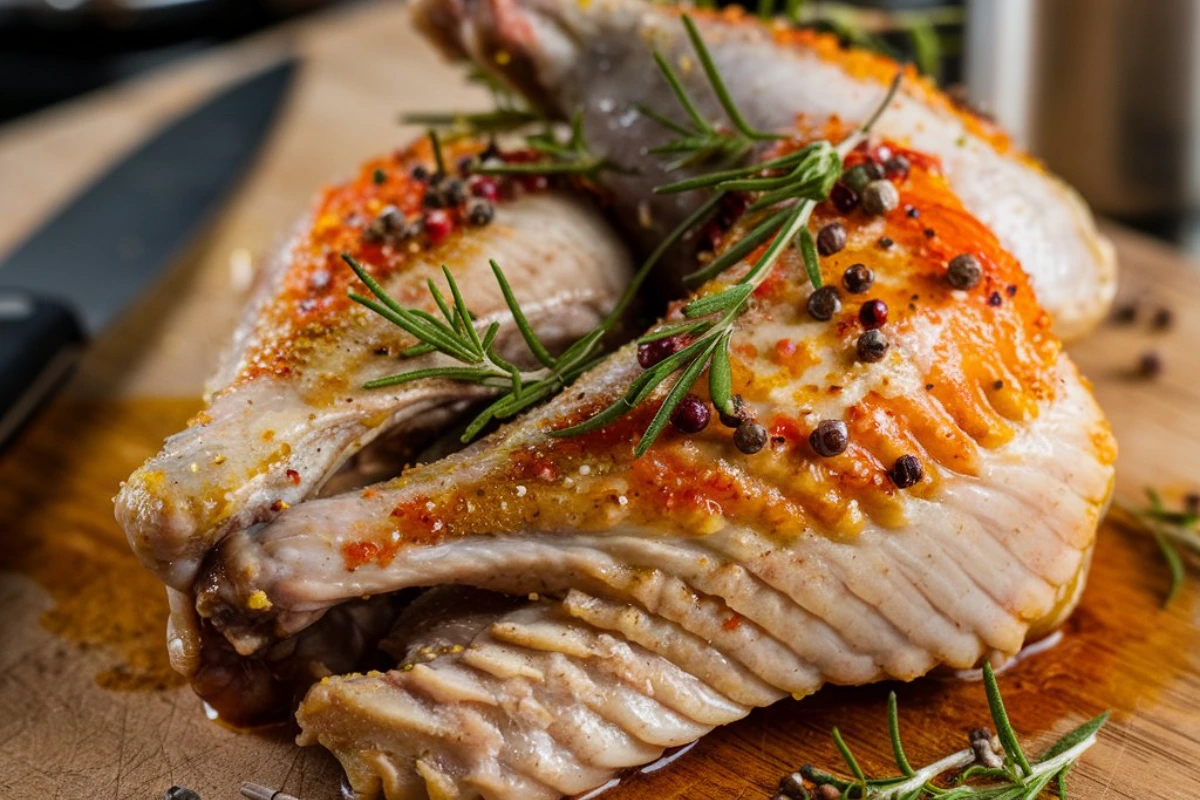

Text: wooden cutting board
xmin=0 ymin=2 xmax=1196 ymax=798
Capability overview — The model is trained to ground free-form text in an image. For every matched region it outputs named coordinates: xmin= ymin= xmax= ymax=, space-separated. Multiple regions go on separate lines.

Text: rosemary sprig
xmin=473 ymin=110 xmax=622 ymax=180
xmin=1114 ymin=489 xmax=1199 ymax=606
xmin=401 ymin=108 xmax=542 ymax=140
xmin=555 ymin=70 xmax=901 ymax=455
xmin=353 ymin=14 xmax=901 ymax=455
xmin=794 ymin=663 xmax=1109 ymax=799
xmin=639 ymin=15 xmax=782 ymax=170
xmin=401 ymin=65 xmax=542 ymax=140
xmin=344 ymin=184 xmax=724 ymax=442
xmin=347 ymin=254 xmax=569 ymax=441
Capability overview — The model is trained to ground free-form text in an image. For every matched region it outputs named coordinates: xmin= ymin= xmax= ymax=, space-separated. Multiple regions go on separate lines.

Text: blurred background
xmin=1 ymin=0 xmax=1199 ymax=250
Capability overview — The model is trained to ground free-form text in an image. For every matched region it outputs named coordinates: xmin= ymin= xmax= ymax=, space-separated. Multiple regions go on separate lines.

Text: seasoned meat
xmin=196 ymin=140 xmax=1115 ymax=798
xmin=115 ymin=136 xmax=632 ymax=597
xmin=414 ymin=0 xmax=1116 ymax=339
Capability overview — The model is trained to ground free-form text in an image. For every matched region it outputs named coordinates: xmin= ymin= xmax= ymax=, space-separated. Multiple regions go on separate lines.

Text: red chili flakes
xmin=722 ymin=613 xmax=744 ymax=631
xmin=342 ymin=540 xmax=382 ymax=571
xmin=286 ymin=469 xmax=301 ymax=485
xmin=768 ymin=415 xmax=807 ymax=446
xmin=424 ymin=209 xmax=453 ymax=245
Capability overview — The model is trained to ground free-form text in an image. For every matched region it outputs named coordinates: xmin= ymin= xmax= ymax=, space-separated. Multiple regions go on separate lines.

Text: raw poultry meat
xmin=113 ymin=135 xmax=633 ymax=705
xmin=195 ymin=136 xmax=1116 ymax=798
xmin=414 ymin=0 xmax=1116 ymax=339
xmin=115 ymin=135 xmax=631 ymax=594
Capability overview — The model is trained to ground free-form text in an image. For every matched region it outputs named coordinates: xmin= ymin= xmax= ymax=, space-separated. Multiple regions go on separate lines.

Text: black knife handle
xmin=0 ymin=292 xmax=84 ymax=449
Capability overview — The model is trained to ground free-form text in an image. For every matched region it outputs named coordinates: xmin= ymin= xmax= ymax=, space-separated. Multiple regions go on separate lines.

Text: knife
xmin=0 ymin=57 xmax=297 ymax=449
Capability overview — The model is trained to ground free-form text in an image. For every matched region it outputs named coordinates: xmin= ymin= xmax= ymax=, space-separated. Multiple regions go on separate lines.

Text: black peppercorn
xmin=443 ymin=179 xmax=468 ymax=206
xmin=988 ymin=291 xmax=1003 ymax=307
xmin=637 ymin=335 xmax=685 ymax=369
xmin=372 ymin=168 xmax=386 ymax=185
xmin=878 ymin=236 xmax=894 ymax=249
xmin=362 ymin=221 xmax=385 ymax=243
xmin=946 ymin=253 xmax=983 ymax=290
xmin=843 ymin=164 xmax=872 ymax=192
xmin=1152 ymin=307 xmax=1174 ymax=331
xmin=890 ymin=454 xmax=924 ymax=488
xmin=884 ymin=154 xmax=911 ymax=178
xmin=1138 ymin=351 xmax=1163 ymax=378
xmin=1112 ymin=304 xmax=1137 ymax=324
xmin=856 ymin=329 xmax=889 ymax=362
xmin=810 ymin=419 xmax=849 ymax=457
xmin=410 ymin=164 xmax=430 ymax=182
xmin=843 ymin=263 xmax=874 ymax=294
xmin=466 ymin=199 xmax=495 ymax=226
xmin=861 ymin=180 xmax=899 ymax=215
xmin=718 ymin=395 xmax=746 ymax=428
xmin=378 ymin=205 xmax=405 ymax=234
xmin=817 ymin=222 xmax=847 ymax=256
xmin=778 ymin=773 xmax=810 ymax=800
xmin=734 ymin=421 xmax=769 ymax=454
xmin=671 ymin=394 xmax=711 ymax=434
xmin=924 ymin=228 xmax=936 ymax=238
xmin=906 ymin=205 xmax=920 ymax=218
xmin=423 ymin=188 xmax=446 ymax=209
xmin=859 ymin=299 xmax=888 ymax=329
xmin=830 ymin=182 xmax=859 ymax=213
xmin=165 ymin=787 xmax=202 ymax=800
xmin=806 ymin=285 xmax=843 ymax=321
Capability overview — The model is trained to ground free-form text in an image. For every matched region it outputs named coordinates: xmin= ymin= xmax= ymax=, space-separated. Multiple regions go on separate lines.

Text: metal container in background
xmin=966 ymin=0 xmax=1200 ymax=220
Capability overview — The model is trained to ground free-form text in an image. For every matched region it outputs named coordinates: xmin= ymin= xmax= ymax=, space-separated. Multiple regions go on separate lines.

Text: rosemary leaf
xmin=399 ymin=342 xmax=437 ymax=358
xmin=400 ymin=108 xmax=541 ymax=137
xmin=708 ymin=332 xmax=733 ymax=414
xmin=365 ymin=366 xmax=493 ymax=389
xmin=888 ymin=692 xmax=916 ymax=778
xmin=638 ymin=320 xmax=712 ymax=343
xmin=426 ymin=278 xmax=457 ymax=329
xmin=1155 ymin=532 xmax=1186 ymax=606
xmin=490 ymin=260 xmax=557 ymax=368
xmin=655 ymin=148 xmax=811 ymax=194
xmin=1056 ymin=764 xmax=1072 ymax=800
xmin=442 ymin=266 xmax=484 ymax=353
xmin=1037 ymin=712 xmax=1111 ymax=763
xmin=651 ymin=48 xmax=713 ymax=133
xmin=681 ymin=15 xmax=780 ymax=142
xmin=684 ymin=284 xmax=754 ymax=318
xmin=429 ymin=129 xmax=447 ymax=175
xmin=983 ymin=662 xmax=1034 ymax=777
xmin=832 ymin=726 xmax=868 ymax=784
xmin=634 ymin=102 xmax=692 ymax=136
xmin=634 ymin=336 xmax=721 ymax=456
xmin=350 ymin=293 xmax=478 ymax=364
xmin=799 ymin=226 xmax=822 ymax=289
xmin=684 ymin=206 xmax=792 ymax=286
xmin=480 ymin=321 xmax=502 ymax=353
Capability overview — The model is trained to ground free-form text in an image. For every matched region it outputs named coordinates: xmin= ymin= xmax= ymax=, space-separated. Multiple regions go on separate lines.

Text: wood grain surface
xmin=0 ymin=2 xmax=1197 ymax=798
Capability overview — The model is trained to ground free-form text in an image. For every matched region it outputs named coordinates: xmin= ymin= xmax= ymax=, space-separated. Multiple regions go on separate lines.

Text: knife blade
xmin=0 ymin=57 xmax=297 ymax=448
